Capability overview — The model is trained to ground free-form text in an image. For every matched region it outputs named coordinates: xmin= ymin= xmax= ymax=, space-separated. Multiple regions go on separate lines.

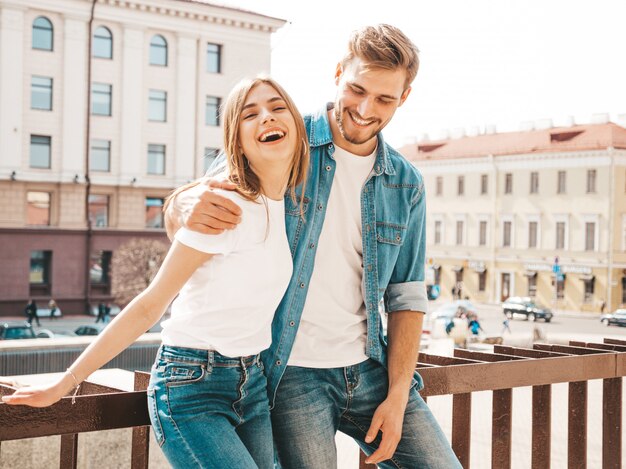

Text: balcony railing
xmin=1 ymin=338 xmax=624 ymax=469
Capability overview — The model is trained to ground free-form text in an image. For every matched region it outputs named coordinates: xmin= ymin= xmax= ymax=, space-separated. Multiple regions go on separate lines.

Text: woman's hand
xmin=1 ymin=375 xmax=75 ymax=408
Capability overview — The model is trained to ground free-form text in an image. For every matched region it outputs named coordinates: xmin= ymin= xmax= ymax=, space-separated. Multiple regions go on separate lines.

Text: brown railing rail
xmin=1 ymin=338 xmax=624 ymax=469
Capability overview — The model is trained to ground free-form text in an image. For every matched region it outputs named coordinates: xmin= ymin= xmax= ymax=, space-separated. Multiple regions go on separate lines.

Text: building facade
xmin=401 ymin=122 xmax=626 ymax=313
xmin=0 ymin=0 xmax=284 ymax=315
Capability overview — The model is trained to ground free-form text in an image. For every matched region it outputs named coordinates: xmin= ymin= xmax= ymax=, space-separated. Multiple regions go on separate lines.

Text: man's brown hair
xmin=340 ymin=24 xmax=420 ymax=89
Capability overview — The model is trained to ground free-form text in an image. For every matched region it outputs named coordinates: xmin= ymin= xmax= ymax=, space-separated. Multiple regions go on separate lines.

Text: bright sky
xmin=223 ymin=0 xmax=625 ymax=147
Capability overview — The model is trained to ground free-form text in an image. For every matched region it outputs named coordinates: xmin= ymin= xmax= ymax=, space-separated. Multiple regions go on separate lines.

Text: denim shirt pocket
xmin=376 ymin=222 xmax=406 ymax=245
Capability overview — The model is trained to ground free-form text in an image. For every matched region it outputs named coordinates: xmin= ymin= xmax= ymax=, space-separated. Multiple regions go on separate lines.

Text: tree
xmin=111 ymin=238 xmax=169 ymax=307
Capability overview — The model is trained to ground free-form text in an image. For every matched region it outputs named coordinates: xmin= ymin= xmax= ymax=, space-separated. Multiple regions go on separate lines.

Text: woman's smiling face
xmin=238 ymin=82 xmax=298 ymax=173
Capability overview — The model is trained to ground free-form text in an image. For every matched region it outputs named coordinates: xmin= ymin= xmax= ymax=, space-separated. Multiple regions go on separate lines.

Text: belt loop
xmin=207 ymin=350 xmax=214 ymax=368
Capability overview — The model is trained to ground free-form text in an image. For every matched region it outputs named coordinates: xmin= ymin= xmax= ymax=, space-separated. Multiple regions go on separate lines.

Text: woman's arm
xmin=2 ymin=241 xmax=212 ymax=408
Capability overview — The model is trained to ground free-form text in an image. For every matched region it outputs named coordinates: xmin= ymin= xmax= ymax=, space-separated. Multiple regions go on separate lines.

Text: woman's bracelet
xmin=66 ymin=369 xmax=81 ymax=405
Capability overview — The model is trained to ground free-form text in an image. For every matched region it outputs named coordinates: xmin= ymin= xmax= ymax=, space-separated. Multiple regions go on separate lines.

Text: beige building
xmin=0 ymin=0 xmax=284 ymax=315
xmin=401 ymin=121 xmax=626 ymax=313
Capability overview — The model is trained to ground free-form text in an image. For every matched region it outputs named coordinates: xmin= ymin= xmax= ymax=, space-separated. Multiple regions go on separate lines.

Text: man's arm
xmin=164 ymin=179 xmax=243 ymax=241
xmin=364 ymin=311 xmax=423 ymax=465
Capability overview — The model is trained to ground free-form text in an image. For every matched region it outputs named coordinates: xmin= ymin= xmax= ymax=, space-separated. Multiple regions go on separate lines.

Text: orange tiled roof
xmin=400 ymin=122 xmax=626 ymax=161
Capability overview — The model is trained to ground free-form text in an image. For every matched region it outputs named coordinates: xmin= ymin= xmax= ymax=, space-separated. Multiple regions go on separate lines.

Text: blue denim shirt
xmin=262 ymin=104 xmax=428 ymax=405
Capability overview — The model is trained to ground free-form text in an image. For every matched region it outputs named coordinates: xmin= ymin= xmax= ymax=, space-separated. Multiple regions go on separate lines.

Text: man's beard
xmin=334 ymin=106 xmax=381 ymax=145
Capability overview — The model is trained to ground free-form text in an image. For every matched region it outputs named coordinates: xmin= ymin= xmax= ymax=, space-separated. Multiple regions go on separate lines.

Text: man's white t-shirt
xmin=161 ymin=189 xmax=292 ymax=357
xmin=288 ymin=145 xmax=376 ymax=368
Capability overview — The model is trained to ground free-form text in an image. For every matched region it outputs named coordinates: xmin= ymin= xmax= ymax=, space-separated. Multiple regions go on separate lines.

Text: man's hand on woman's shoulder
xmin=165 ymin=178 xmax=243 ymax=239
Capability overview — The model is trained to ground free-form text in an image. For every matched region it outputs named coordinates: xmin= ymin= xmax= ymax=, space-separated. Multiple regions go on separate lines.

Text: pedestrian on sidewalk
xmin=501 ymin=318 xmax=511 ymax=334
xmin=95 ymin=302 xmax=106 ymax=323
xmin=24 ymin=299 xmax=40 ymax=327
xmin=48 ymin=299 xmax=58 ymax=320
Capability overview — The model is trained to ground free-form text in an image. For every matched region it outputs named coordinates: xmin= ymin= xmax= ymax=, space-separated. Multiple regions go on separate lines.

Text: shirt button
xmin=364 ymin=187 xmax=368 ymax=193
xmin=366 ymin=224 xmax=370 ymax=232
xmin=299 ymin=282 xmax=305 ymax=288
xmin=317 ymin=204 xmax=323 ymax=210
xmin=396 ymin=235 xmax=402 ymax=242
xmin=376 ymin=165 xmax=381 ymax=172
xmin=309 ymin=243 xmax=315 ymax=248
xmin=276 ymin=360 xmax=282 ymax=366
xmin=367 ymin=265 xmax=373 ymax=272
xmin=325 ymin=165 xmax=331 ymax=171
xmin=289 ymin=321 xmax=295 ymax=327
xmin=329 ymin=144 xmax=334 ymax=151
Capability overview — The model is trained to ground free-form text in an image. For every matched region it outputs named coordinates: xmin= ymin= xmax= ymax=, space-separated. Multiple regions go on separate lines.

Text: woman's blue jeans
xmin=147 ymin=345 xmax=273 ymax=469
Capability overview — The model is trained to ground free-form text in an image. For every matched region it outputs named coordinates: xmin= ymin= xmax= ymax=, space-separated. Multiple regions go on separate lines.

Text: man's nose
xmin=356 ymin=97 xmax=375 ymax=120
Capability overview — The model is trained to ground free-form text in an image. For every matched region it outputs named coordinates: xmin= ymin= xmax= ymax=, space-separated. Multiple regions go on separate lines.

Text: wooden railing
xmin=1 ymin=338 xmax=624 ymax=469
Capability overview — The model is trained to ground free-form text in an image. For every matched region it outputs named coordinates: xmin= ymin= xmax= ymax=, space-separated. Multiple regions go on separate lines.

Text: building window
xmin=435 ymin=176 xmax=443 ymax=196
xmin=149 ymin=34 xmax=167 ymax=66
xmin=456 ymin=220 xmax=464 ymax=245
xmin=504 ymin=173 xmax=513 ymax=194
xmin=481 ymin=174 xmax=488 ymax=195
xmin=503 ymin=221 xmax=512 ymax=247
xmin=557 ymin=171 xmax=566 ymax=194
xmin=556 ymin=221 xmax=566 ymax=249
xmin=583 ymin=277 xmax=595 ymax=303
xmin=88 ymin=195 xmax=109 ymax=227
xmin=528 ymin=221 xmax=538 ymax=248
xmin=203 ymin=147 xmax=220 ymax=173
xmin=479 ymin=220 xmax=487 ymax=246
xmin=530 ymin=172 xmax=539 ymax=194
xmin=585 ymin=222 xmax=596 ymax=251
xmin=90 ymin=250 xmax=112 ymax=287
xmin=147 ymin=144 xmax=165 ymax=175
xmin=26 ymin=192 xmax=51 ymax=226
xmin=31 ymin=76 xmax=53 ymax=110
xmin=148 ymin=90 xmax=167 ymax=122
xmin=32 ymin=17 xmax=53 ymax=51
xmin=30 ymin=135 xmax=51 ymax=169
xmin=586 ymin=169 xmax=596 ymax=193
xmin=145 ymin=197 xmax=164 ymax=228
xmin=30 ymin=250 xmax=52 ymax=295
xmin=527 ymin=274 xmax=537 ymax=297
xmin=457 ymin=176 xmax=464 ymax=196
xmin=92 ymin=83 xmax=112 ymax=116
xmin=434 ymin=220 xmax=442 ymax=245
xmin=205 ymin=96 xmax=221 ymax=126
xmin=478 ymin=271 xmax=486 ymax=292
xmin=93 ymin=26 xmax=113 ymax=59
xmin=90 ymin=139 xmax=111 ymax=172
xmin=206 ymin=43 xmax=221 ymax=73
xmin=622 ymin=277 xmax=626 ymax=304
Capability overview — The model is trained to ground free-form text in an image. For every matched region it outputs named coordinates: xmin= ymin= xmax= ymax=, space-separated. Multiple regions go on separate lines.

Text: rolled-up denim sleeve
xmin=384 ymin=182 xmax=428 ymax=314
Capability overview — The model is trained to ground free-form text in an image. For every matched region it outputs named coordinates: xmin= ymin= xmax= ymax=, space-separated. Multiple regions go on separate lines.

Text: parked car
xmin=502 ymin=297 xmax=553 ymax=322
xmin=74 ymin=324 xmax=106 ymax=336
xmin=600 ymin=309 xmax=626 ymax=327
xmin=0 ymin=322 xmax=37 ymax=340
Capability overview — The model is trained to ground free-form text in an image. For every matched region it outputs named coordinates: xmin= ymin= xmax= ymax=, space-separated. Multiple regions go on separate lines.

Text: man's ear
xmin=399 ymin=86 xmax=412 ymax=107
xmin=334 ymin=62 xmax=343 ymax=86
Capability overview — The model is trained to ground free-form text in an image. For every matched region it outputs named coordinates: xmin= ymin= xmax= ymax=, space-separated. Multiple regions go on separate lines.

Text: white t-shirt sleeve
xmin=175 ymin=226 xmax=239 ymax=255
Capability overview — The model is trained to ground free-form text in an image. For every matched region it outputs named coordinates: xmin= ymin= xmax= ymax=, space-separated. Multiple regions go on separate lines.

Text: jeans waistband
xmin=158 ymin=344 xmax=260 ymax=368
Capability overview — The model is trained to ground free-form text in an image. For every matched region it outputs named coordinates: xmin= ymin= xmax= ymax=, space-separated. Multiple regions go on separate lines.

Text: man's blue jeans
xmin=272 ymin=359 xmax=462 ymax=469
xmin=147 ymin=345 xmax=274 ymax=469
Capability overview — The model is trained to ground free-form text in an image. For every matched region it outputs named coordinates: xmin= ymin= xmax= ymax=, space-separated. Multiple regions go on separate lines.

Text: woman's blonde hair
xmin=165 ymin=76 xmax=309 ymax=214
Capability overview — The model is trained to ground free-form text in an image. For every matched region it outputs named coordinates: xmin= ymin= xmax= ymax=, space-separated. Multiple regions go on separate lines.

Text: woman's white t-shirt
xmin=161 ymin=189 xmax=292 ymax=357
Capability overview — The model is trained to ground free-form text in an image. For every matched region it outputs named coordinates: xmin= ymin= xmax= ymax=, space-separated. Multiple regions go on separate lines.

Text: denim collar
xmin=309 ymin=103 xmax=396 ymax=176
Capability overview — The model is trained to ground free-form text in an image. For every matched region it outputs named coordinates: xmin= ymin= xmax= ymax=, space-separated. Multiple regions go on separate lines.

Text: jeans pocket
xmin=163 ymin=362 xmax=207 ymax=388
xmin=147 ymin=387 xmax=166 ymax=447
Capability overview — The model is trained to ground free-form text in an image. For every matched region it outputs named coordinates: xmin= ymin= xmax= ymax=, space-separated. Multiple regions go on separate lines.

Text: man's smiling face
xmin=332 ymin=58 xmax=411 ymax=155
